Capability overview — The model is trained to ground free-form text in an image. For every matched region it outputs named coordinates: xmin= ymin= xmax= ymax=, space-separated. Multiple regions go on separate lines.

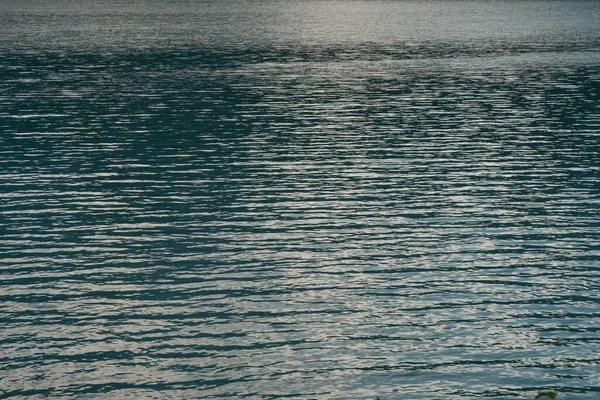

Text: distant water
xmin=1 ymin=1 xmax=600 ymax=399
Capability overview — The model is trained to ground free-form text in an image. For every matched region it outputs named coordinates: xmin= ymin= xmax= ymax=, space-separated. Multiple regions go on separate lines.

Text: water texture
xmin=1 ymin=1 xmax=600 ymax=399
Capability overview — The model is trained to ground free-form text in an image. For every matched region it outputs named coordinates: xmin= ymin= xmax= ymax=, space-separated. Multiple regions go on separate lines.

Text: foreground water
xmin=1 ymin=1 xmax=600 ymax=399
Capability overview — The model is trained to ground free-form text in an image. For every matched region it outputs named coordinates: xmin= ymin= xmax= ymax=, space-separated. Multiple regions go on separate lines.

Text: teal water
xmin=1 ymin=1 xmax=600 ymax=399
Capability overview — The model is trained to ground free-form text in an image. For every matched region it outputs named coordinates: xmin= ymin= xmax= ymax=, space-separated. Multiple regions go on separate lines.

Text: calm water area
xmin=1 ymin=1 xmax=600 ymax=398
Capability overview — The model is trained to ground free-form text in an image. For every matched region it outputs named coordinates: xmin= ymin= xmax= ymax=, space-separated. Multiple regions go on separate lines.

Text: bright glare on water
xmin=1 ymin=1 xmax=599 ymax=399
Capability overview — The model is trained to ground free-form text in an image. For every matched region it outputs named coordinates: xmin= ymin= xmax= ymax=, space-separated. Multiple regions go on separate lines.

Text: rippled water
xmin=1 ymin=1 xmax=600 ymax=399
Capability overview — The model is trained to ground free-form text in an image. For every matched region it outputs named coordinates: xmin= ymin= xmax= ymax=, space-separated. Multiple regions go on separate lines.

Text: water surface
xmin=1 ymin=1 xmax=600 ymax=399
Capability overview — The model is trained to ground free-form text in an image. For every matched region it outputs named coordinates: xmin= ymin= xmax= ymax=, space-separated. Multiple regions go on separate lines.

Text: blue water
xmin=1 ymin=1 xmax=600 ymax=399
